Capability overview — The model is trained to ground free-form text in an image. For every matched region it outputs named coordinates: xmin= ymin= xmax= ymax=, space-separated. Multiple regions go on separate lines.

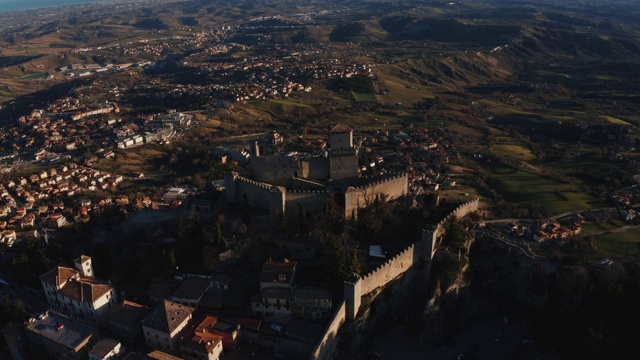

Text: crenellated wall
xmin=360 ymin=242 xmax=417 ymax=295
xmin=224 ymin=172 xmax=286 ymax=216
xmin=357 ymin=173 xmax=408 ymax=205
xmin=309 ymin=198 xmax=480 ymax=359
xmin=344 ymin=173 xmax=409 ymax=219
xmin=343 ymin=197 xmax=479 ymax=319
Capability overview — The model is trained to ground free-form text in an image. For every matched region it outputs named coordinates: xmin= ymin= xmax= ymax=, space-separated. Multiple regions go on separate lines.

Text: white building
xmin=39 ymin=256 xmax=117 ymax=324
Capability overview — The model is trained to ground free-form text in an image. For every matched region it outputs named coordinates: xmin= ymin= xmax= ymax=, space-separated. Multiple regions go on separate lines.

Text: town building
xmin=141 ymin=300 xmax=194 ymax=355
xmin=24 ymin=310 xmax=99 ymax=360
xmin=104 ymin=300 xmax=151 ymax=345
xmin=252 ymin=259 xmax=332 ymax=322
xmin=39 ymin=256 xmax=117 ymax=324
xmin=252 ymin=259 xmax=297 ymax=321
xmin=88 ymin=338 xmax=124 ymax=360
xmin=179 ymin=316 xmax=225 ymax=360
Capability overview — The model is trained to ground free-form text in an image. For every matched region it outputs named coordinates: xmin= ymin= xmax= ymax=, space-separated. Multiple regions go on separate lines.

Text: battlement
xmin=360 ymin=243 xmax=415 ymax=282
xmin=356 ymin=173 xmax=407 ymax=190
xmin=287 ymin=189 xmax=330 ymax=195
xmin=315 ymin=198 xmax=481 ymax=358
xmin=234 ymin=174 xmax=274 ymax=191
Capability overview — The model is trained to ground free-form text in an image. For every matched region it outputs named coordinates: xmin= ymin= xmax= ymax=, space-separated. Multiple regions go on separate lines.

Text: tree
xmin=442 ymin=216 xmax=465 ymax=250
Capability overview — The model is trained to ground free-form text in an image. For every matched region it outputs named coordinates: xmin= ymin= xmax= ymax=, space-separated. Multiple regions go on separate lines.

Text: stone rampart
xmin=360 ymin=243 xmax=416 ymax=295
xmin=250 ymin=155 xmax=298 ymax=187
xmin=285 ymin=190 xmax=331 ymax=215
xmin=357 ymin=173 xmax=408 ymax=205
xmin=309 ymin=301 xmax=346 ymax=360
xmin=344 ymin=198 xmax=479 ymax=320
xmin=344 ymin=173 xmax=408 ymax=219
xmin=227 ymin=173 xmax=285 ymax=216
xmin=307 ymin=199 xmax=480 ymax=359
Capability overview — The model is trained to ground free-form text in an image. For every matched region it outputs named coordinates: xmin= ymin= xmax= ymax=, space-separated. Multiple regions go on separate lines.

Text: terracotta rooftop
xmin=181 ymin=316 xmax=224 ymax=354
xmin=142 ymin=300 xmax=194 ymax=334
xmin=57 ymin=277 xmax=113 ymax=303
xmin=258 ymin=259 xmax=297 ymax=287
xmin=329 ymin=124 xmax=353 ymax=133
xmin=40 ymin=266 xmax=79 ymax=288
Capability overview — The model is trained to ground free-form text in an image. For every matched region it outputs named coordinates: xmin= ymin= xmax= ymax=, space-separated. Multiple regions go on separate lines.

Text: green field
xmin=487 ymin=165 xmax=607 ymax=213
xmin=489 ymin=144 xmax=535 ymax=160
xmin=594 ymin=228 xmax=640 ymax=258
xmin=353 ymin=92 xmax=378 ymax=102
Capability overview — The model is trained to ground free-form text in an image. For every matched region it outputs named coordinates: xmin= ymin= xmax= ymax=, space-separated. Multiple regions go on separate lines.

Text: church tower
xmin=74 ymin=255 xmax=94 ymax=278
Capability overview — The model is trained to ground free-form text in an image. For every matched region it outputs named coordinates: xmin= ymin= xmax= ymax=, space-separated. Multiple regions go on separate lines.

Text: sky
xmin=0 ymin=0 xmax=107 ymax=12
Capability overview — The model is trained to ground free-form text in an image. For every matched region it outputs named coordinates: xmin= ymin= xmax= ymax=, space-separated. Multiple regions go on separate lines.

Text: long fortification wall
xmin=345 ymin=198 xmax=480 ymax=319
xmin=360 ymin=243 xmax=417 ymax=295
xmin=310 ymin=198 xmax=480 ymax=359
xmin=358 ymin=173 xmax=408 ymax=205
xmin=309 ymin=301 xmax=346 ymax=360
xmin=344 ymin=173 xmax=408 ymax=219
xmin=228 ymin=174 xmax=285 ymax=215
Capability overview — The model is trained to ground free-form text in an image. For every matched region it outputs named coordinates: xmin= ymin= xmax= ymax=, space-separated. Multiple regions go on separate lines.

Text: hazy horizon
xmin=0 ymin=0 xmax=108 ymax=12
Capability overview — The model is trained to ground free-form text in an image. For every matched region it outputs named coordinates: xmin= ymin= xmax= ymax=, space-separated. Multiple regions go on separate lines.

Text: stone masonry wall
xmin=309 ymin=301 xmax=346 ymax=360
xmin=309 ymin=199 xmax=480 ymax=359
xmin=285 ymin=190 xmax=331 ymax=216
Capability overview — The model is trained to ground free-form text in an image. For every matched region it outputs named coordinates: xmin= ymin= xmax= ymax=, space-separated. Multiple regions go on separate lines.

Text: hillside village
xmin=1 ymin=0 xmax=640 ymax=359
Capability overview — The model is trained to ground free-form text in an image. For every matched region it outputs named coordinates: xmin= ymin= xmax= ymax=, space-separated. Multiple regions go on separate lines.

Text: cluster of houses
xmin=610 ymin=185 xmax=640 ymax=207
xmin=178 ymin=51 xmax=372 ymax=102
xmin=501 ymin=215 xmax=584 ymax=243
xmin=360 ymin=128 xmax=456 ymax=194
xmin=4 ymin=98 xmax=184 ymax=154
xmin=1 ymin=256 xmax=330 ymax=360
xmin=0 ymin=163 xmax=127 ymax=249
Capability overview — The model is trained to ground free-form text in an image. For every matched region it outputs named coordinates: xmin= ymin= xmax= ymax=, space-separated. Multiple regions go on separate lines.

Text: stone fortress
xmin=311 ymin=198 xmax=481 ymax=359
xmin=224 ymin=124 xmax=408 ymax=219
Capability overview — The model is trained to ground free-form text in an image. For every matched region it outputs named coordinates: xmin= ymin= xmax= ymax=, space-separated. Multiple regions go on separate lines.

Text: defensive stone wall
xmin=357 ymin=173 xmax=408 ymax=204
xmin=286 ymin=190 xmax=331 ymax=215
xmin=329 ymin=150 xmax=359 ymax=182
xmin=308 ymin=198 xmax=480 ymax=358
xmin=250 ymin=155 xmax=299 ymax=187
xmin=309 ymin=301 xmax=346 ymax=360
xmin=360 ymin=242 xmax=417 ymax=295
xmin=345 ymin=197 xmax=479 ymax=319
xmin=225 ymin=172 xmax=285 ymax=216
xmin=300 ymin=156 xmax=330 ymax=180
xmin=344 ymin=173 xmax=408 ymax=219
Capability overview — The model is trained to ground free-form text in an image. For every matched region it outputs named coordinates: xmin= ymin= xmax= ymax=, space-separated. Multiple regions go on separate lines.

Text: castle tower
xmin=74 ymin=255 xmax=94 ymax=278
xmin=344 ymin=277 xmax=362 ymax=320
xmin=329 ymin=124 xmax=353 ymax=150
xmin=329 ymin=124 xmax=359 ymax=182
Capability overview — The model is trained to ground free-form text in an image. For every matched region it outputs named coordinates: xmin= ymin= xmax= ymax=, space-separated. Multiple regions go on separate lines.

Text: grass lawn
xmin=353 ymin=92 xmax=378 ymax=102
xmin=594 ymin=228 xmax=640 ymax=258
xmin=487 ymin=165 xmax=607 ymax=213
xmin=601 ymin=115 xmax=632 ymax=125
xmin=489 ymin=144 xmax=535 ymax=160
